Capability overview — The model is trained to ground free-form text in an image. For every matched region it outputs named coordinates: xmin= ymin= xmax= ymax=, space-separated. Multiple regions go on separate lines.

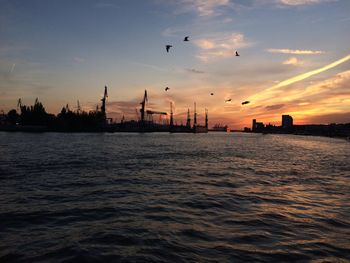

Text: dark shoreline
xmin=1 ymin=125 xmax=349 ymax=141
xmin=242 ymin=131 xmax=350 ymax=141
xmin=0 ymin=124 xmax=208 ymax=134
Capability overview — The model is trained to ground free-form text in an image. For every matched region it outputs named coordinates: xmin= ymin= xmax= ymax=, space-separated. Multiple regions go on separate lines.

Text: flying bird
xmin=165 ymin=87 xmax=170 ymax=91
xmin=184 ymin=36 xmax=189 ymax=41
xmin=225 ymin=99 xmax=232 ymax=103
xmin=235 ymin=51 xmax=240 ymax=57
xmin=166 ymin=45 xmax=172 ymax=53
xmin=242 ymin=101 xmax=250 ymax=105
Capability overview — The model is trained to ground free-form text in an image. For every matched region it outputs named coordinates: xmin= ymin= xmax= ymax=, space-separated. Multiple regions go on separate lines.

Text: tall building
xmin=282 ymin=115 xmax=293 ymax=129
xmin=252 ymin=119 xmax=264 ymax=132
xmin=252 ymin=119 xmax=257 ymax=131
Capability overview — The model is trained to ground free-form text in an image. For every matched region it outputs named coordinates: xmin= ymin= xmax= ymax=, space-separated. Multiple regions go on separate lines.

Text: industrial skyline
xmin=1 ymin=0 xmax=350 ymax=129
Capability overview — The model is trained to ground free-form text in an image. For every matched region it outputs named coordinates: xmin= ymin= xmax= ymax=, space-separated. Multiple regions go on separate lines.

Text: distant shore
xmin=1 ymin=124 xmax=350 ymax=141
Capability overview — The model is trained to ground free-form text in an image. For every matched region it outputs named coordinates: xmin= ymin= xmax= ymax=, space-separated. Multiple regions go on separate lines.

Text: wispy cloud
xmin=162 ymin=27 xmax=187 ymax=37
xmin=159 ymin=0 xmax=337 ymax=17
xmin=0 ymin=45 xmax=33 ymax=59
xmin=277 ymin=0 xmax=335 ymax=6
xmin=267 ymin=48 xmax=325 ymax=55
xmin=306 ymin=112 xmax=350 ymax=124
xmin=177 ymin=0 xmax=230 ymax=17
xmin=265 ymin=104 xmax=285 ymax=111
xmin=130 ymin=61 xmax=168 ymax=72
xmin=194 ymin=32 xmax=250 ymax=62
xmin=185 ymin=68 xmax=205 ymax=74
xmin=339 ymin=17 xmax=350 ymax=22
xmin=282 ymin=57 xmax=304 ymax=66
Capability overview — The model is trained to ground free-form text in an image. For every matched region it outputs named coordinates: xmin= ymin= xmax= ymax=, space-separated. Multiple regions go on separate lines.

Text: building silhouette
xmin=252 ymin=119 xmax=264 ymax=132
xmin=282 ymin=115 xmax=293 ymax=129
xmin=247 ymin=114 xmax=350 ymax=138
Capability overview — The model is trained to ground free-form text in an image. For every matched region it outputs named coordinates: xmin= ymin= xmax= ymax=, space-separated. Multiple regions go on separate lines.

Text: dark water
xmin=0 ymin=132 xmax=349 ymax=262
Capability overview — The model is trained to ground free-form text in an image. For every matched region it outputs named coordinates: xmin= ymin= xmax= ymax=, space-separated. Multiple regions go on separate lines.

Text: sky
xmin=0 ymin=0 xmax=350 ymax=129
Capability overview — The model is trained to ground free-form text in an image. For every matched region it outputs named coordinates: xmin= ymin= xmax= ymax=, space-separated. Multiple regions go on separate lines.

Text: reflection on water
xmin=0 ymin=132 xmax=349 ymax=262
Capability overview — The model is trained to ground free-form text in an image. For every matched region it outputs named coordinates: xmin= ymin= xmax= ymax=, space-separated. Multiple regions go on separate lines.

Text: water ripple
xmin=0 ymin=132 xmax=349 ymax=262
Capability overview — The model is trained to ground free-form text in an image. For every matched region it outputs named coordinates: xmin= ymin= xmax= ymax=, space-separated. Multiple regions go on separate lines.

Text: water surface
xmin=0 ymin=132 xmax=349 ymax=262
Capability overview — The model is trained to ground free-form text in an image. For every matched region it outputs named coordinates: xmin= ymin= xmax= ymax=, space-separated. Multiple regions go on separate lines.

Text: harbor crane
xmin=101 ymin=86 xmax=108 ymax=116
xmin=146 ymin=110 xmax=167 ymax=123
xmin=140 ymin=90 xmax=168 ymax=124
xmin=140 ymin=90 xmax=148 ymax=122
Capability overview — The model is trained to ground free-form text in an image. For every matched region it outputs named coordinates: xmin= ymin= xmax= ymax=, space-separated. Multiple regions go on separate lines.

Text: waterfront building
xmin=252 ymin=119 xmax=264 ymax=132
xmin=282 ymin=115 xmax=293 ymax=129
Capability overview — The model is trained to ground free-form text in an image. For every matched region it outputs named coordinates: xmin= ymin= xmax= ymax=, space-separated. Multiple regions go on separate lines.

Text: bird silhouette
xmin=184 ymin=36 xmax=189 ymax=41
xmin=242 ymin=101 xmax=250 ymax=105
xmin=165 ymin=87 xmax=170 ymax=91
xmin=166 ymin=45 xmax=172 ymax=53
xmin=210 ymin=93 xmax=214 ymax=96
xmin=225 ymin=99 xmax=232 ymax=103
xmin=235 ymin=51 xmax=240 ymax=56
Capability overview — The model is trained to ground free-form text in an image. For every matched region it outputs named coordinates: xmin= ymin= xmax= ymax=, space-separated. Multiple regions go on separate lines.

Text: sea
xmin=0 ymin=132 xmax=349 ymax=262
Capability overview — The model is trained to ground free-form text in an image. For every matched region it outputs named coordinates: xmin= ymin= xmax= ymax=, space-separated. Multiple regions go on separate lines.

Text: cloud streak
xmin=265 ymin=104 xmax=285 ymax=111
xmin=277 ymin=0 xmax=335 ymax=6
xmin=130 ymin=61 xmax=168 ymax=72
xmin=267 ymin=48 xmax=325 ymax=55
xmin=270 ymin=54 xmax=350 ymax=90
xmin=247 ymin=54 xmax=350 ymax=105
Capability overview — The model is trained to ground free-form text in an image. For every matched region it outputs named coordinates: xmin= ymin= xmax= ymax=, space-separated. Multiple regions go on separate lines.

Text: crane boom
xmin=146 ymin=110 xmax=167 ymax=115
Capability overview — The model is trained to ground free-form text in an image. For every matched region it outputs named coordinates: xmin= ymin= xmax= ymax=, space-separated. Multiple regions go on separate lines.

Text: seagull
xmin=165 ymin=87 xmax=170 ymax=91
xmin=166 ymin=45 xmax=172 ymax=53
xmin=225 ymin=99 xmax=232 ymax=103
xmin=235 ymin=51 xmax=240 ymax=57
xmin=210 ymin=93 xmax=214 ymax=96
xmin=184 ymin=36 xmax=189 ymax=41
xmin=242 ymin=101 xmax=250 ymax=105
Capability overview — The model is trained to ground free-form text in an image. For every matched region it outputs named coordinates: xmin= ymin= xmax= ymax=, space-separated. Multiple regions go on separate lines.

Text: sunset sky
xmin=1 ymin=0 xmax=350 ymax=129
